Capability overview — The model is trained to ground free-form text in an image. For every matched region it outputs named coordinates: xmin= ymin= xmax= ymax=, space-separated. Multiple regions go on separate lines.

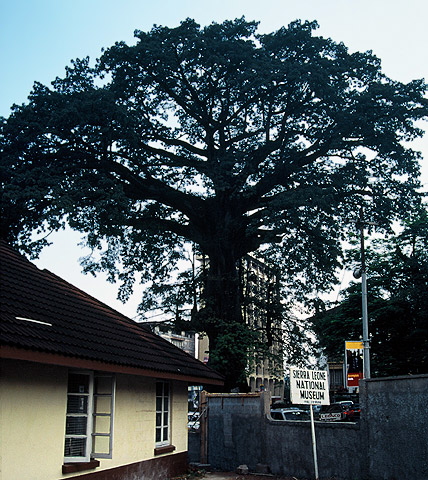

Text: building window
xmin=64 ymin=372 xmax=115 ymax=463
xmin=155 ymin=381 xmax=170 ymax=446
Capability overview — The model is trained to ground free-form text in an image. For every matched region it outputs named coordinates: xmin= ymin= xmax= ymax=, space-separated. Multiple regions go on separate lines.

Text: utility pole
xmin=359 ymin=219 xmax=370 ymax=379
xmin=354 ymin=209 xmax=376 ymax=380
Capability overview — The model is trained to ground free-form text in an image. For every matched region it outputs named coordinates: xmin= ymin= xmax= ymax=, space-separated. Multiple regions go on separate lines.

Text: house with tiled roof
xmin=0 ymin=240 xmax=223 ymax=480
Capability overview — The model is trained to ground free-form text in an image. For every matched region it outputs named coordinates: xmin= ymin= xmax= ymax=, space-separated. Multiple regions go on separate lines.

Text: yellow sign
xmin=345 ymin=340 xmax=364 ymax=387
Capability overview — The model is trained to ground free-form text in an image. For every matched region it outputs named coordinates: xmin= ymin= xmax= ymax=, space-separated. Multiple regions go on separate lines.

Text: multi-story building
xmin=195 ymin=254 xmax=284 ymax=397
xmin=240 ymin=255 xmax=284 ymax=397
xmin=149 ymin=254 xmax=284 ymax=398
xmin=152 ymin=326 xmax=196 ymax=357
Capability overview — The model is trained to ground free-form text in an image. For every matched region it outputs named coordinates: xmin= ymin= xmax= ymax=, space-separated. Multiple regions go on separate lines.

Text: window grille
xmin=155 ymin=381 xmax=170 ymax=446
xmin=64 ymin=371 xmax=115 ymax=462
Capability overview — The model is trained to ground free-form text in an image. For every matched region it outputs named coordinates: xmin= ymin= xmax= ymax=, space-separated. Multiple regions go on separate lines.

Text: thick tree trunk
xmin=199 ymin=247 xmax=251 ymax=392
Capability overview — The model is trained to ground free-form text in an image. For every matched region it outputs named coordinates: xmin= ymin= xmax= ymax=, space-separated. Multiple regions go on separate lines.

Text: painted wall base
xmin=68 ymin=452 xmax=188 ymax=480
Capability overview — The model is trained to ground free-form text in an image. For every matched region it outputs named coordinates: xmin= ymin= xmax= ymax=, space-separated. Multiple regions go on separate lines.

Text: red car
xmin=319 ymin=402 xmax=360 ymax=422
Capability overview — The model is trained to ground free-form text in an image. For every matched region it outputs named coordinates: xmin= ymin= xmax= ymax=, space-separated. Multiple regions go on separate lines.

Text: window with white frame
xmin=64 ymin=371 xmax=115 ymax=463
xmin=155 ymin=381 xmax=170 ymax=446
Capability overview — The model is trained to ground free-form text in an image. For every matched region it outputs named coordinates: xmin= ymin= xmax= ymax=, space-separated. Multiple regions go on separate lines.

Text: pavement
xmin=201 ymin=473 xmax=302 ymax=480
xmin=183 ymin=464 xmax=304 ymax=480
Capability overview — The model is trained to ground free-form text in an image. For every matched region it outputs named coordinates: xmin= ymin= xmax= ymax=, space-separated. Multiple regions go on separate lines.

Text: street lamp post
xmin=359 ymin=222 xmax=371 ymax=380
xmin=353 ymin=209 xmax=374 ymax=379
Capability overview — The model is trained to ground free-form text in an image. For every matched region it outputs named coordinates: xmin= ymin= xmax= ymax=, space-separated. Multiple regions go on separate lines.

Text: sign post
xmin=290 ymin=367 xmax=330 ymax=480
xmin=309 ymin=404 xmax=318 ymax=480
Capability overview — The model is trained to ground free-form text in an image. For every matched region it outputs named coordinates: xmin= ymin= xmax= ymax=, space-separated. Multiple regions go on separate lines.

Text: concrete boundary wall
xmin=196 ymin=374 xmax=428 ymax=480
xmin=360 ymin=375 xmax=428 ymax=480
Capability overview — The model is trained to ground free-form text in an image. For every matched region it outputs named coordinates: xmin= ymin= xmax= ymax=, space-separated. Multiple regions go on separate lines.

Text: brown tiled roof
xmin=0 ymin=241 xmax=223 ymax=385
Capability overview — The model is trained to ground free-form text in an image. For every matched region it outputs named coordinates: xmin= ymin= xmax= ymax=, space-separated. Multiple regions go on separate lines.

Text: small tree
xmin=311 ymin=206 xmax=428 ymax=376
xmin=1 ymin=18 xmax=427 ymax=389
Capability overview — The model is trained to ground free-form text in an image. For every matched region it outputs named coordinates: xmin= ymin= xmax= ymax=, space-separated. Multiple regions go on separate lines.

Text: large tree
xmin=1 ymin=18 xmax=427 ymax=389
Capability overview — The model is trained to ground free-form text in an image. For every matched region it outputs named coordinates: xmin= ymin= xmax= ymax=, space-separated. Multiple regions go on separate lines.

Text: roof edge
xmin=0 ymin=345 xmax=224 ymax=386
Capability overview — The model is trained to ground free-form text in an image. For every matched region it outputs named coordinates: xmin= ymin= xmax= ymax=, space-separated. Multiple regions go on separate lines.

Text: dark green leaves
xmin=2 ymin=17 xmax=427 ymax=388
xmin=311 ymin=207 xmax=428 ymax=375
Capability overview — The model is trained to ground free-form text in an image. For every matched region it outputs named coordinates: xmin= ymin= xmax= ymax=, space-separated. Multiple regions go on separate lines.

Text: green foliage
xmin=1 ymin=18 xmax=427 ymax=388
xmin=311 ymin=206 xmax=428 ymax=375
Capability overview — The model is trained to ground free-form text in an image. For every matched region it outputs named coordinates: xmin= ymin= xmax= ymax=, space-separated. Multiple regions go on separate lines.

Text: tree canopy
xmin=1 ymin=18 xmax=427 ymax=389
xmin=311 ymin=206 xmax=428 ymax=376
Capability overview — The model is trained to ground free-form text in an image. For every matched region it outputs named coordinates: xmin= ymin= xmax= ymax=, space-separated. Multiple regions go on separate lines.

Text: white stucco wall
xmin=108 ymin=375 xmax=189 ymax=467
xmin=0 ymin=359 xmax=189 ymax=480
xmin=0 ymin=359 xmax=68 ymax=480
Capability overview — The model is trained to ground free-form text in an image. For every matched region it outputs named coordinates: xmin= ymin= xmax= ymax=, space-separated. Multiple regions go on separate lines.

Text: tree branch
xmin=126 ymin=214 xmax=195 ymax=240
xmin=104 ymin=159 xmax=205 ymax=221
xmin=149 ymin=134 xmax=208 ymax=158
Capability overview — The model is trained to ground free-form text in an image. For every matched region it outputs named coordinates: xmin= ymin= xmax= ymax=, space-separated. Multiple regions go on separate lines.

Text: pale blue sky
xmin=1 ymin=0 xmax=427 ymax=317
xmin=2 ymin=0 xmax=427 ymax=116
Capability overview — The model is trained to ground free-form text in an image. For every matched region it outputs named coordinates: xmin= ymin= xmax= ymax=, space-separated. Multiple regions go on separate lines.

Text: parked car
xmin=188 ymin=411 xmax=200 ymax=430
xmin=271 ymin=408 xmax=310 ymax=421
xmin=319 ymin=402 xmax=358 ymax=422
xmin=347 ymin=403 xmax=361 ymax=419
